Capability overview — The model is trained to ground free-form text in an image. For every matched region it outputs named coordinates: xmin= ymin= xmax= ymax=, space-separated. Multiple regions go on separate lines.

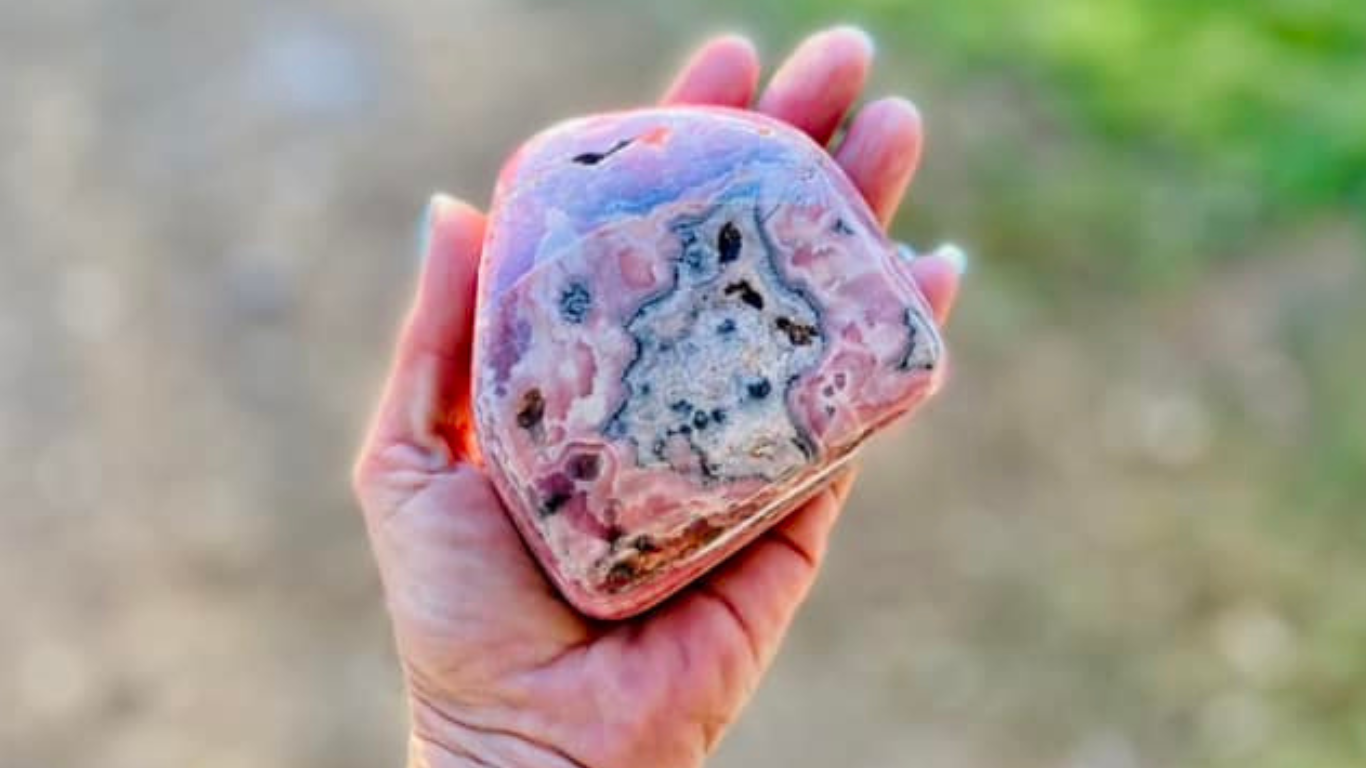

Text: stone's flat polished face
xmin=472 ymin=106 xmax=944 ymax=619
xmin=605 ymin=203 xmax=826 ymax=485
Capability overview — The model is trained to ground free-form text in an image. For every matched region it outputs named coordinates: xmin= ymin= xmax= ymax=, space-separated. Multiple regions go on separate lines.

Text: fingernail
xmin=935 ymin=242 xmax=969 ymax=275
xmin=416 ymin=192 xmax=460 ymax=266
xmin=415 ymin=195 xmax=436 ymax=265
xmin=833 ymin=25 xmax=877 ymax=58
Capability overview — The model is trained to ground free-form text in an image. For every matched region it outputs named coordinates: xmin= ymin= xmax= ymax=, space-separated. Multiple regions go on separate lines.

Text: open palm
xmin=353 ymin=27 xmax=963 ymax=768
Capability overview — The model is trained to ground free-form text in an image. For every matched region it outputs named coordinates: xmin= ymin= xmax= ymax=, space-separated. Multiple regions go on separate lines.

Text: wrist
xmin=413 ymin=732 xmax=533 ymax=768
xmin=409 ymin=732 xmax=593 ymax=768
xmin=409 ymin=733 xmax=482 ymax=768
xmin=408 ymin=708 xmax=593 ymax=768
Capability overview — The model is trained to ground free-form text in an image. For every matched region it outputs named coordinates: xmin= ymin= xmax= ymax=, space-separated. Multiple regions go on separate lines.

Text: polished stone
xmin=473 ymin=106 xmax=944 ymax=618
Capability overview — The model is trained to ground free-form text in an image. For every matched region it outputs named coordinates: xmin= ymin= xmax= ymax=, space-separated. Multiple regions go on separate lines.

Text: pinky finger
xmin=661 ymin=34 xmax=761 ymax=107
xmin=908 ymin=243 xmax=966 ymax=326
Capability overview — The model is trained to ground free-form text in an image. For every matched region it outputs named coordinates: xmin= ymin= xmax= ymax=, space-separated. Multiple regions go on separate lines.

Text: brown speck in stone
xmin=605 ymin=560 xmax=638 ymax=590
xmin=724 ymin=280 xmax=765 ymax=310
xmin=717 ymin=222 xmax=742 ymax=263
xmin=633 ymin=535 xmax=660 ymax=553
xmin=776 ymin=316 xmax=819 ymax=346
xmin=833 ymin=218 xmax=855 ymax=235
xmin=541 ymin=490 xmax=571 ymax=516
xmin=566 ymin=453 xmax=601 ymax=481
xmin=538 ymin=474 xmax=574 ymax=517
xmin=516 ymin=388 xmax=545 ymax=430
xmin=683 ymin=517 xmax=723 ymax=547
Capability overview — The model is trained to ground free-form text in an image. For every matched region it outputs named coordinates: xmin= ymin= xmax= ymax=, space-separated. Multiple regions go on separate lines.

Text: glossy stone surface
xmin=472 ymin=106 xmax=944 ymax=618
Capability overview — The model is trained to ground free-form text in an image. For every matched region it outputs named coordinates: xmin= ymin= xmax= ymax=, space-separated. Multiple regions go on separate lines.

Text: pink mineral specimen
xmin=472 ymin=106 xmax=944 ymax=619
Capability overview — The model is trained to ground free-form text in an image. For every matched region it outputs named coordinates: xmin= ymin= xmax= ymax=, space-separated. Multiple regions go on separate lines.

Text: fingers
xmin=757 ymin=26 xmax=875 ymax=145
xmin=753 ymin=30 xmax=956 ymax=322
xmin=661 ymin=34 xmax=761 ymax=107
xmin=911 ymin=243 xmax=967 ymax=326
xmin=668 ymin=29 xmax=924 ymax=231
xmin=655 ymin=470 xmax=858 ymax=671
xmin=357 ymin=194 xmax=486 ymax=473
xmin=835 ymin=97 xmax=923 ymax=227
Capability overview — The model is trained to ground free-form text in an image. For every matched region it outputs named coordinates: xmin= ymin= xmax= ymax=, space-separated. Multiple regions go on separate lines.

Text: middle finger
xmin=756 ymin=26 xmax=875 ymax=145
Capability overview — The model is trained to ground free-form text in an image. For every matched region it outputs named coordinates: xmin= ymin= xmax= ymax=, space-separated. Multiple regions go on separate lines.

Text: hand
xmin=353 ymin=27 xmax=963 ymax=768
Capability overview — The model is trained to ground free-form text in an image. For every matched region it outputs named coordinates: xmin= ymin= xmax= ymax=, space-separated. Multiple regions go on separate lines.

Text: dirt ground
xmin=3 ymin=1 xmax=1359 ymax=767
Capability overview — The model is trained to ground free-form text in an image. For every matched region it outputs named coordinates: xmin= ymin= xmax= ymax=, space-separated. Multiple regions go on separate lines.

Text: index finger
xmin=661 ymin=34 xmax=761 ymax=107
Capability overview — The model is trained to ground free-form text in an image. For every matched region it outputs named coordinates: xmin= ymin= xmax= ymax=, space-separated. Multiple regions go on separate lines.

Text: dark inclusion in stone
xmin=680 ymin=233 xmax=709 ymax=276
xmin=566 ymin=453 xmax=601 ymax=481
xmin=717 ymin=222 xmax=742 ymax=263
xmin=559 ymin=281 xmax=592 ymax=324
xmin=538 ymin=474 xmax=574 ymax=516
xmin=604 ymin=561 xmax=638 ymax=589
xmin=605 ymin=203 xmax=825 ymax=483
xmin=517 ymin=388 xmax=545 ymax=431
xmin=898 ymin=306 xmax=941 ymax=372
xmin=775 ymin=316 xmax=819 ymax=346
xmin=571 ymin=137 xmax=633 ymax=165
xmin=542 ymin=491 xmax=571 ymax=515
xmin=723 ymin=280 xmax=765 ymax=310
xmin=747 ymin=378 xmax=772 ymax=400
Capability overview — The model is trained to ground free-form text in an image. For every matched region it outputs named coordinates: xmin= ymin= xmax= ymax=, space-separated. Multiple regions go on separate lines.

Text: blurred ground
xmin=2 ymin=1 xmax=1363 ymax=767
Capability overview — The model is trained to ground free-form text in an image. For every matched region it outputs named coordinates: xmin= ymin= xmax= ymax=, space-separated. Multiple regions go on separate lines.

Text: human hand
xmin=352 ymin=26 xmax=964 ymax=768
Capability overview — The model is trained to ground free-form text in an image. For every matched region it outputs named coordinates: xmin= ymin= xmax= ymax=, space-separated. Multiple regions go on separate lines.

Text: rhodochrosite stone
xmin=472 ymin=106 xmax=944 ymax=619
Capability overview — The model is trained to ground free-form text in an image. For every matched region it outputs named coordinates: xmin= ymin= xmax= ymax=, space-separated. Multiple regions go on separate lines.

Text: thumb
xmin=355 ymin=194 xmax=486 ymax=492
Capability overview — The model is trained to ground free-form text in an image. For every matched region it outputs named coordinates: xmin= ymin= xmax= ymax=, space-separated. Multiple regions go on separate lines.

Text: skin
xmin=353 ymin=26 xmax=964 ymax=768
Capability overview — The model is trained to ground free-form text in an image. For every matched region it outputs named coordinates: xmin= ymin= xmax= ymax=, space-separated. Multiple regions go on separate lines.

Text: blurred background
xmin=2 ymin=0 xmax=1362 ymax=766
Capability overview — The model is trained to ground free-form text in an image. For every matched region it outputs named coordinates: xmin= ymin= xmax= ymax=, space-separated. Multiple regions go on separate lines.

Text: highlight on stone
xmin=471 ymin=106 xmax=945 ymax=619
